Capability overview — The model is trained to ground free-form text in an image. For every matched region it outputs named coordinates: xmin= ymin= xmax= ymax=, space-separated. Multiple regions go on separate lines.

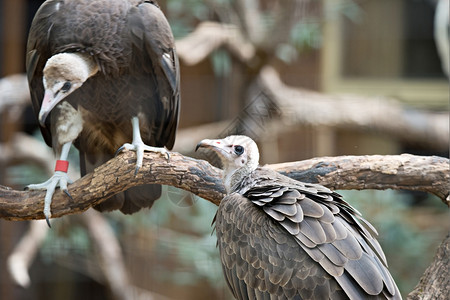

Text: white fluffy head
xmin=43 ymin=53 xmax=97 ymax=92
xmin=39 ymin=53 xmax=98 ymax=125
xmin=196 ymin=135 xmax=260 ymax=192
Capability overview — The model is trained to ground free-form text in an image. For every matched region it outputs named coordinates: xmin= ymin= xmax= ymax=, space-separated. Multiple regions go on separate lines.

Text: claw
xmin=165 ymin=151 xmax=170 ymax=162
xmin=45 ymin=215 xmax=51 ymax=228
xmin=27 ymin=170 xmax=72 ymax=228
xmin=124 ymin=116 xmax=171 ymax=175
xmin=134 ymin=166 xmax=140 ymax=176
xmin=63 ymin=189 xmax=73 ymax=201
xmin=115 ymin=145 xmax=126 ymax=157
xmin=118 ymin=142 xmax=169 ymax=175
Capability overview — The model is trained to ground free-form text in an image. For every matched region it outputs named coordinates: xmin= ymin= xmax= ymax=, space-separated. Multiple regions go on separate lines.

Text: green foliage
xmin=289 ymin=21 xmax=322 ymax=50
xmin=166 ymin=0 xmax=212 ymax=38
xmin=211 ymin=49 xmax=232 ymax=77
xmin=275 ymin=43 xmax=298 ymax=63
xmin=323 ymin=0 xmax=363 ymax=23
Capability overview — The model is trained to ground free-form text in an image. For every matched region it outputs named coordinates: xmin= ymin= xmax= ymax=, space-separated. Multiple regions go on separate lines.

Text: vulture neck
xmin=223 ymin=162 xmax=258 ymax=194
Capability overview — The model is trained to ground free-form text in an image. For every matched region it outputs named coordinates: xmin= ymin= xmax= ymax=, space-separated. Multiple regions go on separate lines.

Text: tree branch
xmin=81 ymin=209 xmax=133 ymax=300
xmin=407 ymin=232 xmax=450 ymax=300
xmin=6 ymin=220 xmax=48 ymax=287
xmin=268 ymin=154 xmax=450 ymax=203
xmin=258 ymin=66 xmax=449 ymax=150
xmin=176 ymin=22 xmax=255 ymax=66
xmin=0 ymin=151 xmax=447 ymax=221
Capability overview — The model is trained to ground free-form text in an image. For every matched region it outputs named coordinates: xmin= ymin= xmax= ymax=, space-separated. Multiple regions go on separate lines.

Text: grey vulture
xmin=26 ymin=0 xmax=180 ymax=224
xmin=196 ymin=135 xmax=402 ymax=300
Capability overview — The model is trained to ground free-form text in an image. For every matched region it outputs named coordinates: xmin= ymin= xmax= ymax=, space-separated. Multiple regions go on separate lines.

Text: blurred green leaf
xmin=211 ymin=48 xmax=232 ymax=77
xmin=275 ymin=43 xmax=298 ymax=63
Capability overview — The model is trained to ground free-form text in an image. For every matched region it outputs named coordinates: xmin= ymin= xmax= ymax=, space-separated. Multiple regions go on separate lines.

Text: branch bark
xmin=268 ymin=154 xmax=450 ymax=203
xmin=407 ymin=233 xmax=450 ymax=300
xmin=0 ymin=151 xmax=448 ymax=221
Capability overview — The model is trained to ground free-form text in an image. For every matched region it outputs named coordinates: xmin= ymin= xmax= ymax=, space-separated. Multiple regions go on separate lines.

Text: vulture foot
xmin=116 ymin=116 xmax=170 ymax=175
xmin=27 ymin=171 xmax=73 ymax=227
xmin=116 ymin=142 xmax=170 ymax=175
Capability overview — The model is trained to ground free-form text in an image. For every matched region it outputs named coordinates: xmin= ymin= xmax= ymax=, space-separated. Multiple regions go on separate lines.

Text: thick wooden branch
xmin=0 ymin=151 xmax=448 ymax=221
xmin=0 ymin=151 xmax=224 ymax=221
xmin=407 ymin=232 xmax=450 ymax=300
xmin=268 ymin=154 xmax=450 ymax=203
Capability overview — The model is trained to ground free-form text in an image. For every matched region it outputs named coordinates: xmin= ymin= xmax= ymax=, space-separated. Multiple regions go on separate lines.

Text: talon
xmin=28 ymin=167 xmax=72 ymax=228
xmin=134 ymin=166 xmax=140 ymax=176
xmin=63 ymin=189 xmax=73 ymax=201
xmin=45 ymin=215 xmax=51 ymax=228
xmin=115 ymin=145 xmax=125 ymax=157
xmin=165 ymin=151 xmax=170 ymax=162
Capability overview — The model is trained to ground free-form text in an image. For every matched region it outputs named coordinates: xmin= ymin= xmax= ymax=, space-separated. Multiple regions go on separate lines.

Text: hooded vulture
xmin=196 ymin=135 xmax=402 ymax=300
xmin=26 ymin=0 xmax=180 ymax=224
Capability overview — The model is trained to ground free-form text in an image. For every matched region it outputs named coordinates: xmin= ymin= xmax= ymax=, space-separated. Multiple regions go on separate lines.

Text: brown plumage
xmin=196 ymin=136 xmax=402 ymax=300
xmin=27 ymin=0 xmax=180 ymax=220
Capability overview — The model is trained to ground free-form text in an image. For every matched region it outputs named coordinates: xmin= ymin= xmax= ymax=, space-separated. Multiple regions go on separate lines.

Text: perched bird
xmin=196 ymin=135 xmax=402 ymax=300
xmin=26 ymin=0 xmax=180 ymax=224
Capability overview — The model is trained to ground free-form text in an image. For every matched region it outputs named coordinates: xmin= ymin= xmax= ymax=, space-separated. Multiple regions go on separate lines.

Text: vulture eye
xmin=234 ymin=145 xmax=244 ymax=156
xmin=61 ymin=81 xmax=72 ymax=93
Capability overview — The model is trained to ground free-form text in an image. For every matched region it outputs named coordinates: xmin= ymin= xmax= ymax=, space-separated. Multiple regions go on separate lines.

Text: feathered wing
xmin=127 ymin=1 xmax=180 ymax=149
xmin=26 ymin=0 xmax=62 ymax=146
xmin=215 ymin=168 xmax=401 ymax=300
xmin=93 ymin=2 xmax=180 ymax=213
xmin=217 ymin=193 xmax=348 ymax=300
xmin=27 ymin=0 xmax=180 ymax=214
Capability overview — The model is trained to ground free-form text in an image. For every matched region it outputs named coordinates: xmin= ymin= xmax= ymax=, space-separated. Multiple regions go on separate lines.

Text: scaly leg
xmin=116 ymin=117 xmax=169 ymax=174
xmin=27 ymin=142 xmax=73 ymax=226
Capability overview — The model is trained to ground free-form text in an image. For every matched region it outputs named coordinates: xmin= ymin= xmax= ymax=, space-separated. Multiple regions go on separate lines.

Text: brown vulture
xmin=26 ymin=0 xmax=180 ymax=225
xmin=196 ymin=136 xmax=402 ymax=300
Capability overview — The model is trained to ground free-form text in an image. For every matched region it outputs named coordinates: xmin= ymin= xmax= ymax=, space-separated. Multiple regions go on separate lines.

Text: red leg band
xmin=55 ymin=160 xmax=69 ymax=173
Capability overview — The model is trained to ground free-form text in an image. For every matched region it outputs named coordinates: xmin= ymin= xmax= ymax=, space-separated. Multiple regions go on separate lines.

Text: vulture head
xmin=39 ymin=53 xmax=99 ymax=126
xmin=196 ymin=135 xmax=259 ymax=192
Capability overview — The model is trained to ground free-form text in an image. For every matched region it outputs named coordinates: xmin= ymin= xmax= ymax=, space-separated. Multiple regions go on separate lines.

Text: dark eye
xmin=61 ymin=81 xmax=72 ymax=92
xmin=234 ymin=145 xmax=244 ymax=156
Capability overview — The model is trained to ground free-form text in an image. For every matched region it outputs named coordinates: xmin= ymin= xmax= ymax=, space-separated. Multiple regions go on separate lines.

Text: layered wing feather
xmin=27 ymin=0 xmax=180 ymax=213
xmin=26 ymin=0 xmax=63 ymax=146
xmin=216 ymin=168 xmax=401 ymax=299
xmin=127 ymin=1 xmax=180 ymax=149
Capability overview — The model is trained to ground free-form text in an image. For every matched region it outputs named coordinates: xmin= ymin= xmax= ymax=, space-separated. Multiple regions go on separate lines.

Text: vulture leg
xmin=117 ymin=116 xmax=169 ymax=174
xmin=27 ymin=142 xmax=73 ymax=226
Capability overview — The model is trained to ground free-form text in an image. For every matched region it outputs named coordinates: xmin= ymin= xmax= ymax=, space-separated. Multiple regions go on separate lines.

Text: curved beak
xmin=38 ymin=90 xmax=65 ymax=127
xmin=196 ymin=138 xmax=233 ymax=161
xmin=196 ymin=139 xmax=224 ymax=152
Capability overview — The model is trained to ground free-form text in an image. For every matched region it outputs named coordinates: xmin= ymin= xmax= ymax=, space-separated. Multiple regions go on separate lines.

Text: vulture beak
xmin=196 ymin=138 xmax=223 ymax=152
xmin=196 ymin=138 xmax=233 ymax=159
xmin=38 ymin=89 xmax=66 ymax=127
